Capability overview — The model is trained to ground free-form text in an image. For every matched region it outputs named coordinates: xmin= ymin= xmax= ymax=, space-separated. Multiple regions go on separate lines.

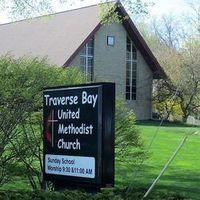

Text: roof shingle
xmin=0 ymin=5 xmax=100 ymax=66
xmin=0 ymin=2 xmax=166 ymax=78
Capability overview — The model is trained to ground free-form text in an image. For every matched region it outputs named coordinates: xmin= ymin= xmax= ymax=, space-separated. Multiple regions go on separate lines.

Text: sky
xmin=148 ymin=0 xmax=190 ymax=16
xmin=0 ymin=0 xmax=192 ymax=24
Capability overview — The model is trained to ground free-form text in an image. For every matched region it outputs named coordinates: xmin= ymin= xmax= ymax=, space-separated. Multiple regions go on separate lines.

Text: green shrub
xmin=0 ymin=55 xmax=85 ymax=188
xmin=0 ymin=55 xmax=146 ymax=191
xmin=115 ymin=100 xmax=146 ymax=185
xmin=0 ymin=189 xmax=187 ymax=200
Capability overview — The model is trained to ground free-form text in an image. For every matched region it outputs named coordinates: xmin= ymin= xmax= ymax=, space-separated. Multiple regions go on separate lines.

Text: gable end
xmin=116 ymin=3 xmax=166 ymax=79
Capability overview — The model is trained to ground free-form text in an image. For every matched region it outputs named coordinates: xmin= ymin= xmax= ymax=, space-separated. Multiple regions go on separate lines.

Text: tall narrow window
xmin=80 ymin=38 xmax=94 ymax=81
xmin=126 ymin=36 xmax=137 ymax=100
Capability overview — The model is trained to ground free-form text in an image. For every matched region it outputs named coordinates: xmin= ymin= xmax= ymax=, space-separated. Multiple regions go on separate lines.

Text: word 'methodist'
xmin=43 ymin=83 xmax=115 ymax=187
xmin=45 ymin=90 xmax=99 ymax=151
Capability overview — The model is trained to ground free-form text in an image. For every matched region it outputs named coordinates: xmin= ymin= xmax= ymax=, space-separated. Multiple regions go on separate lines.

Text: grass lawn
xmin=1 ymin=121 xmax=199 ymax=199
xmin=116 ymin=121 xmax=200 ymax=199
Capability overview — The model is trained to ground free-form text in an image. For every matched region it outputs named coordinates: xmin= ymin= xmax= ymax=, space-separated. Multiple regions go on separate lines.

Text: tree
xmin=0 ymin=55 xmax=145 ymax=189
xmin=178 ymin=38 xmax=200 ymax=120
xmin=115 ymin=100 xmax=146 ymax=178
xmin=185 ymin=0 xmax=200 ymax=36
xmin=0 ymin=55 xmax=85 ymax=188
xmin=0 ymin=0 xmax=152 ymax=21
xmin=152 ymin=15 xmax=184 ymax=49
xmin=145 ymin=15 xmax=200 ymax=121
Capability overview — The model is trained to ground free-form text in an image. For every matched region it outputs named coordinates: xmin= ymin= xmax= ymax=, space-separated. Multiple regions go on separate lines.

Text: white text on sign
xmin=45 ymin=154 xmax=95 ymax=178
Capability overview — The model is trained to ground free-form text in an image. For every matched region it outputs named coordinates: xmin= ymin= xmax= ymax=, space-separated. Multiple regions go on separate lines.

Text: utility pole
xmin=143 ymin=135 xmax=188 ymax=199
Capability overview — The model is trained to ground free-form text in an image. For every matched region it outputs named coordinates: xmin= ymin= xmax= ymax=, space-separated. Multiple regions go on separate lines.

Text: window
xmin=80 ymin=38 xmax=94 ymax=81
xmin=126 ymin=36 xmax=137 ymax=100
xmin=107 ymin=36 xmax=115 ymax=46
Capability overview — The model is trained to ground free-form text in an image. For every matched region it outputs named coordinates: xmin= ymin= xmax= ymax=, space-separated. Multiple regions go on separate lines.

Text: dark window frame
xmin=126 ymin=36 xmax=137 ymax=101
xmin=80 ymin=38 xmax=94 ymax=81
xmin=107 ymin=36 xmax=115 ymax=46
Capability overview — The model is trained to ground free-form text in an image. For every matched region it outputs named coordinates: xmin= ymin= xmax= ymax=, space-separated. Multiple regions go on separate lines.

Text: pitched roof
xmin=116 ymin=3 xmax=166 ymax=78
xmin=0 ymin=4 xmax=100 ymax=66
xmin=0 ymin=2 xmax=166 ymax=78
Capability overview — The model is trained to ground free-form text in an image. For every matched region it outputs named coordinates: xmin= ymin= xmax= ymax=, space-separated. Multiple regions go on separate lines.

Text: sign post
xmin=43 ymin=83 xmax=115 ymax=190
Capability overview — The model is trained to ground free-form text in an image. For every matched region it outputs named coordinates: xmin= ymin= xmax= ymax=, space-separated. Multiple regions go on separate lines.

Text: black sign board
xmin=43 ymin=83 xmax=115 ymax=189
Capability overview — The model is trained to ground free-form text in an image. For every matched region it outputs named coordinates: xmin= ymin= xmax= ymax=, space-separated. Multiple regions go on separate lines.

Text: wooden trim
xmin=116 ymin=2 xmax=166 ymax=79
xmin=63 ymin=23 xmax=102 ymax=67
xmin=63 ymin=1 xmax=166 ymax=79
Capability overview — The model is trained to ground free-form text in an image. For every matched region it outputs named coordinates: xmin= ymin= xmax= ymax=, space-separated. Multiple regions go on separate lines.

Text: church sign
xmin=43 ymin=83 xmax=115 ymax=189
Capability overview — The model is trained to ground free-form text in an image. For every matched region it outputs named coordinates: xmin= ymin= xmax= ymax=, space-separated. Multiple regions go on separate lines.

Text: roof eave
xmin=63 ymin=1 xmax=167 ymax=79
xmin=63 ymin=22 xmax=102 ymax=68
xmin=116 ymin=2 xmax=167 ymax=79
